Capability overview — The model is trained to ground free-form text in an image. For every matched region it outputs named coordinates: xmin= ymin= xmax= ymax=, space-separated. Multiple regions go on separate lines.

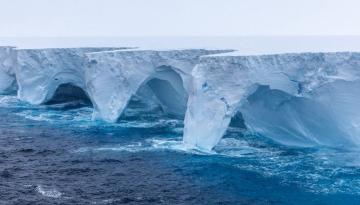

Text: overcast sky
xmin=0 ymin=0 xmax=359 ymax=37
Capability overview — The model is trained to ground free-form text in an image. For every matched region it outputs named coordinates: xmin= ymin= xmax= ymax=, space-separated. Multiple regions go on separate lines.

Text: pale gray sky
xmin=1 ymin=0 xmax=360 ymax=37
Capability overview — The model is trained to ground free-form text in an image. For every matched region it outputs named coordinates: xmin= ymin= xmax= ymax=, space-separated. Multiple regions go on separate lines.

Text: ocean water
xmin=1 ymin=94 xmax=360 ymax=205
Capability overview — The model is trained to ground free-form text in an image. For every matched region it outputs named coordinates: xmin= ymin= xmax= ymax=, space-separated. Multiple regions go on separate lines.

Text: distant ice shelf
xmin=1 ymin=45 xmax=360 ymax=151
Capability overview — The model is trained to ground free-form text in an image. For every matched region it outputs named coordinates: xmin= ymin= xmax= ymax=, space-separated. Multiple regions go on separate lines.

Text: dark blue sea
xmin=1 ymin=94 xmax=360 ymax=205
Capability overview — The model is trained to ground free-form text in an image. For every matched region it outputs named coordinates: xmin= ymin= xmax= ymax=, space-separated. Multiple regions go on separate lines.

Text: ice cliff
xmin=0 ymin=47 xmax=17 ymax=94
xmin=1 ymin=46 xmax=360 ymax=151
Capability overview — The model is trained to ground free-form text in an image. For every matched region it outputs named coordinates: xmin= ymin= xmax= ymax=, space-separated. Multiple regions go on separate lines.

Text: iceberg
xmin=184 ymin=52 xmax=360 ymax=150
xmin=1 ymin=44 xmax=360 ymax=152
xmin=0 ymin=46 xmax=17 ymax=94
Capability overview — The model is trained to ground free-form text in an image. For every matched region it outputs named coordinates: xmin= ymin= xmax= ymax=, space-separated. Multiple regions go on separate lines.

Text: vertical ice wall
xmin=0 ymin=46 xmax=17 ymax=94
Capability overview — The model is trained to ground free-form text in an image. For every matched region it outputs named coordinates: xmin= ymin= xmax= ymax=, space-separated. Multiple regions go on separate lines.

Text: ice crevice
xmin=1 ymin=46 xmax=360 ymax=151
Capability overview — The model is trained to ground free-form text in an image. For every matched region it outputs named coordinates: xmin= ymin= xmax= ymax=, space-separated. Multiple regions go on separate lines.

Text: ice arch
xmin=85 ymin=49 xmax=231 ymax=122
xmin=183 ymin=52 xmax=360 ymax=151
xmin=86 ymin=61 xmax=190 ymax=122
xmin=138 ymin=66 xmax=188 ymax=117
xmin=20 ymin=70 xmax=87 ymax=105
xmin=15 ymin=48 xmax=122 ymax=104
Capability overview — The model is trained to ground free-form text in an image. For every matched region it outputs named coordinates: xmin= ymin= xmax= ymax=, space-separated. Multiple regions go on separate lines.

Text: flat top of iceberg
xmin=86 ymin=48 xmax=234 ymax=55
xmin=0 ymin=46 xmax=16 ymax=49
xmin=15 ymin=47 xmax=129 ymax=51
xmin=1 ymin=36 xmax=360 ymax=55
xmin=203 ymin=51 xmax=360 ymax=58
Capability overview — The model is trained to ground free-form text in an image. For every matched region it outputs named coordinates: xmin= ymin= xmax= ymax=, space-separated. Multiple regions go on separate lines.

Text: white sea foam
xmin=15 ymin=111 xmax=53 ymax=122
xmin=35 ymin=185 xmax=63 ymax=198
xmin=0 ymin=95 xmax=25 ymax=107
xmin=74 ymin=142 xmax=150 ymax=153
xmin=73 ymin=137 xmax=267 ymax=157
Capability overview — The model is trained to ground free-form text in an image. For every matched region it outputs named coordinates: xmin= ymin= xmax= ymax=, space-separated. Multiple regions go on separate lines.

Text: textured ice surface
xmin=0 ymin=46 xmax=17 ymax=94
xmin=184 ymin=52 xmax=360 ymax=150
